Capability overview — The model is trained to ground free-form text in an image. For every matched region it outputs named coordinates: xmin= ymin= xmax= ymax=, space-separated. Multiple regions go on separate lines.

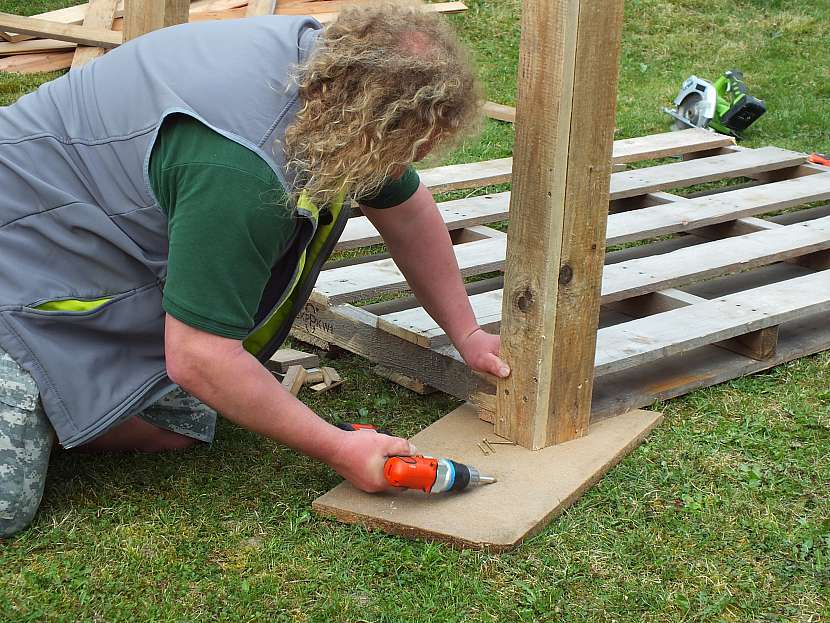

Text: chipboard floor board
xmin=313 ymin=404 xmax=662 ymax=550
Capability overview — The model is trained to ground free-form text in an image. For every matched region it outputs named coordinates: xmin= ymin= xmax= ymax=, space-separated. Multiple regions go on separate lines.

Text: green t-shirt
xmin=149 ymin=114 xmax=420 ymax=339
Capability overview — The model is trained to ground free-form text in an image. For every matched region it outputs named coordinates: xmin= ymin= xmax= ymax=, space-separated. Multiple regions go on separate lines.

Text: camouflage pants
xmin=0 ymin=350 xmax=216 ymax=538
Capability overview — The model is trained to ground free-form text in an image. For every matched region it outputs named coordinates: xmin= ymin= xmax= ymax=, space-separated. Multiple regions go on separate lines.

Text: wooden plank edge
xmin=591 ymin=310 xmax=830 ymax=421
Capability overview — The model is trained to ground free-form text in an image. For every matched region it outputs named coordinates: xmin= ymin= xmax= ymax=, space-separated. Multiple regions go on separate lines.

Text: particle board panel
xmin=313 ymin=404 xmax=663 ymax=550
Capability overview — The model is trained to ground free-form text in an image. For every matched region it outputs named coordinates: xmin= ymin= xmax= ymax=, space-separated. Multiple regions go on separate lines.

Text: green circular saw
xmin=663 ymin=70 xmax=767 ymax=137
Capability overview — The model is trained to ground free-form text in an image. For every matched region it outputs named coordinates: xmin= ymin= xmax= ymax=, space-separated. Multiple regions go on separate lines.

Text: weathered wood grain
xmin=123 ymin=0 xmax=188 ymax=41
xmin=0 ymin=12 xmax=122 ymax=47
xmin=70 ymin=0 xmax=118 ymax=70
xmin=594 ymin=270 xmax=830 ymax=376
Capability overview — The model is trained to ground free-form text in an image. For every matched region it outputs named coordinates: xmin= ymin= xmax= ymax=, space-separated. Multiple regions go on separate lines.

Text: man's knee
xmin=0 ymin=496 xmax=40 ymax=538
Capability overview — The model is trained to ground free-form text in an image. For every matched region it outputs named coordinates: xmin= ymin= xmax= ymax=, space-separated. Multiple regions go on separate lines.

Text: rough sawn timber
xmin=0 ymin=12 xmax=122 ymax=47
xmin=70 ymin=0 xmax=118 ymax=69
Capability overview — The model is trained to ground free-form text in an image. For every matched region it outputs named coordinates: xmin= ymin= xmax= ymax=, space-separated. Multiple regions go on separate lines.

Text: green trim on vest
xmin=242 ymin=188 xmax=346 ymax=355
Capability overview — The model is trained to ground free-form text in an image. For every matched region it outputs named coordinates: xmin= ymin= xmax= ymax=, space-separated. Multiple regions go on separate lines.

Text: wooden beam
xmin=70 ymin=0 xmax=118 ymax=70
xmin=123 ymin=0 xmax=188 ymax=41
xmin=0 ymin=12 xmax=122 ymax=47
xmin=497 ymin=0 xmax=626 ymax=449
xmin=246 ymin=0 xmax=276 ymax=16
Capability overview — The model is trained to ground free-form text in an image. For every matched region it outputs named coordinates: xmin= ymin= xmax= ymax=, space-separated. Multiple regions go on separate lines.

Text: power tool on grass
xmin=663 ymin=69 xmax=767 ymax=137
xmin=337 ymin=422 xmax=497 ymax=493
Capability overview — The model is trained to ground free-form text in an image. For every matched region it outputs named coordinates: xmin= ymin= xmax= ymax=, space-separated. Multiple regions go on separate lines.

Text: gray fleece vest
xmin=0 ymin=16 xmax=346 ymax=447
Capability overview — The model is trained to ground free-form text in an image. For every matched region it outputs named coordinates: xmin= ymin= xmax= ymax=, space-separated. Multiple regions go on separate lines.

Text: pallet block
xmin=313 ymin=404 xmax=662 ymax=550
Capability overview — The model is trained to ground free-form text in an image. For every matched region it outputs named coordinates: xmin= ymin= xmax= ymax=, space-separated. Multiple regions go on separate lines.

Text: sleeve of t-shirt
xmin=159 ymin=163 xmax=297 ymax=340
xmin=357 ymin=165 xmax=421 ymax=209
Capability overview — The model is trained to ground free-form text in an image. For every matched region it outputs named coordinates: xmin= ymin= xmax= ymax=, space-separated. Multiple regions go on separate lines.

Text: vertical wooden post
xmin=124 ymin=0 xmax=189 ymax=41
xmin=495 ymin=0 xmax=625 ymax=450
xmin=70 ymin=0 xmax=119 ymax=70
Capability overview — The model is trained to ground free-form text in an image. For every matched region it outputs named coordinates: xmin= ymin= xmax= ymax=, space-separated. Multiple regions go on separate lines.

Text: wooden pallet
xmin=292 ymin=128 xmax=830 ymax=421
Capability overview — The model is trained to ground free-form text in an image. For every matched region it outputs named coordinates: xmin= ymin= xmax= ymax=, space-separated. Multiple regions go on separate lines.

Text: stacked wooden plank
xmin=290 ymin=128 xmax=830 ymax=421
xmin=0 ymin=0 xmax=467 ymax=74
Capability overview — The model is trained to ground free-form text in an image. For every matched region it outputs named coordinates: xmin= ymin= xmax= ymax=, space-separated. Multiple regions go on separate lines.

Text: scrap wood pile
xmin=0 ymin=0 xmax=467 ymax=74
xmin=267 ymin=348 xmax=343 ymax=395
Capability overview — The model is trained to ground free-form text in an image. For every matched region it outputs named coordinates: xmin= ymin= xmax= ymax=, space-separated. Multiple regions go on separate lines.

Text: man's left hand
xmin=457 ymin=328 xmax=510 ymax=379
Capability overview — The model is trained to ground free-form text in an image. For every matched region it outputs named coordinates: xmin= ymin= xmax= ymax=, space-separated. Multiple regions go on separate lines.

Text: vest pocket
xmin=25 ymin=290 xmax=133 ymax=316
xmin=4 ymin=282 xmax=170 ymax=446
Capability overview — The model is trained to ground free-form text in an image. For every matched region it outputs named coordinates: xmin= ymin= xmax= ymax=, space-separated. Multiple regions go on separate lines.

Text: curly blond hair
xmin=282 ymin=2 xmax=482 ymax=207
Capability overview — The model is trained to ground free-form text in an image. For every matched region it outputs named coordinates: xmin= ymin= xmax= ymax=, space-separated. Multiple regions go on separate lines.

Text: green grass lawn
xmin=1 ymin=1 xmax=829 ymax=621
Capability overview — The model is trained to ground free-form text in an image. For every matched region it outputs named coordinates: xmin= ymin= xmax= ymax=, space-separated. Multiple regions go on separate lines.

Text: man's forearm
xmin=362 ymin=183 xmax=480 ymax=347
xmin=169 ymin=331 xmax=346 ymax=465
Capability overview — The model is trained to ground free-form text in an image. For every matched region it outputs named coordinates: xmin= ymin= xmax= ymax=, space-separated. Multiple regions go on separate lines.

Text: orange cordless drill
xmin=337 ymin=423 xmax=497 ymax=493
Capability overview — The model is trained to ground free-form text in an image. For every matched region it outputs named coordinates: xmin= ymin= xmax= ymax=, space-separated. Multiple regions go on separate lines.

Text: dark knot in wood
xmin=515 ymin=287 xmax=534 ymax=312
xmin=559 ymin=264 xmax=574 ymax=285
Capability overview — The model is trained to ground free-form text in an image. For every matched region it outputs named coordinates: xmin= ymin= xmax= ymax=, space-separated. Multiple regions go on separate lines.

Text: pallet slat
xmin=339 ymin=150 xmax=816 ymax=260
xmin=607 ymin=173 xmax=830 ymax=245
xmin=327 ymin=201 xmax=830 ymax=313
xmin=338 ymin=192 xmax=509 ymax=251
xmin=342 ymin=171 xmax=830 ymax=254
xmin=377 ymin=216 xmax=830 ymax=346
xmin=0 ymin=12 xmax=122 ymax=48
xmin=611 ymin=146 xmax=804 ymax=200
xmin=417 ymin=128 xmax=737 ymax=194
xmin=313 ymin=236 xmax=507 ymax=305
xmin=601 ymin=214 xmax=830 ymax=303
xmin=594 ymin=270 xmax=830 ymax=375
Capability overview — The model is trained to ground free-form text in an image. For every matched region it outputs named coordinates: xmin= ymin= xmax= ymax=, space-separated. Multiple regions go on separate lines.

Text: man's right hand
xmin=328 ymin=428 xmax=417 ymax=493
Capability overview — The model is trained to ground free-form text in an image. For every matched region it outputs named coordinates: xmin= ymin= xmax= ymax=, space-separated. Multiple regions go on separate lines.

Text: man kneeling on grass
xmin=0 ymin=3 xmax=511 ymax=537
